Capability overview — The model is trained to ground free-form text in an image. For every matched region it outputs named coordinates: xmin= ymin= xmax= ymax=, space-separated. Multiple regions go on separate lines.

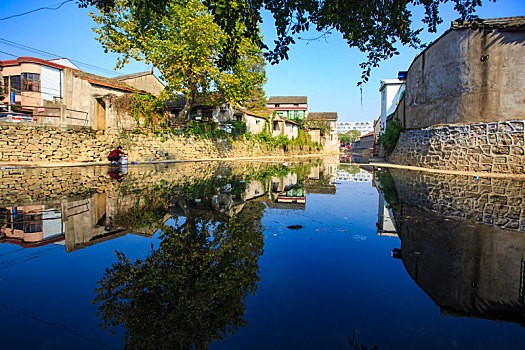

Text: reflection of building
xmin=0 ymin=192 xmax=156 ymax=252
xmin=394 ymin=204 xmax=525 ymax=326
xmin=267 ymin=173 xmax=306 ymax=210
xmin=0 ymin=205 xmax=65 ymax=247
xmin=376 ymin=192 xmax=397 ymax=237
xmin=337 ymin=169 xmax=372 ymax=183
xmin=306 ymin=158 xmax=338 ymax=195
xmin=376 ymin=169 xmax=525 ymax=325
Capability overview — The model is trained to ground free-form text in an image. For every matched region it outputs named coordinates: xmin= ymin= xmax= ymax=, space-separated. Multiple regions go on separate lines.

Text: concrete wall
xmin=120 ymin=74 xmax=164 ymax=95
xmin=405 ymin=28 xmax=525 ymax=129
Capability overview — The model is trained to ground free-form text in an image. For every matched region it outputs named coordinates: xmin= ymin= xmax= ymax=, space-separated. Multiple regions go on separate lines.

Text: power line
xmin=0 ymin=49 xmax=18 ymax=58
xmin=0 ymin=0 xmax=74 ymax=21
xmin=0 ymin=38 xmax=121 ymax=77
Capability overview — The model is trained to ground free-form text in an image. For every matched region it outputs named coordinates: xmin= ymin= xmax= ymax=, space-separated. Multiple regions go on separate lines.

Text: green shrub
xmin=377 ymin=119 xmax=404 ymax=155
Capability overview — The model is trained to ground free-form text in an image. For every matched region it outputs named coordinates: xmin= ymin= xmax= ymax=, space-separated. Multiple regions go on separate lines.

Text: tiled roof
xmin=115 ymin=70 xmax=155 ymax=81
xmin=451 ymin=16 xmax=525 ymax=30
xmin=0 ymin=56 xmax=79 ymax=71
xmin=238 ymin=108 xmax=267 ymax=119
xmin=308 ymin=112 xmax=338 ymax=121
xmin=267 ymin=96 xmax=307 ymax=104
xmin=72 ymin=70 xmax=135 ymax=92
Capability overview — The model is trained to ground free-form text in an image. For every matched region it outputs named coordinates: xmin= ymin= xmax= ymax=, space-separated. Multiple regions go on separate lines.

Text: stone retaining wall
xmin=0 ymin=125 xmax=320 ymax=164
xmin=388 ymin=168 xmax=525 ymax=232
xmin=0 ymin=161 xmax=297 ymax=205
xmin=389 ymin=120 xmax=525 ymax=174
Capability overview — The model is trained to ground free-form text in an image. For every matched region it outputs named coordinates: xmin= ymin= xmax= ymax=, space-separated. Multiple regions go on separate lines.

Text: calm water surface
xmin=0 ymin=158 xmax=524 ymax=349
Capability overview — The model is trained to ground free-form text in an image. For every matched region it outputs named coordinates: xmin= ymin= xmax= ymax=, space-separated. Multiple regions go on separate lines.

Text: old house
xmin=267 ymin=96 xmax=307 ymax=122
xmin=235 ymin=108 xmax=267 ymax=134
xmin=166 ymin=95 xmax=235 ymax=123
xmin=114 ymin=70 xmax=164 ymax=96
xmin=270 ymin=113 xmax=299 ymax=139
xmin=308 ymin=112 xmax=339 ymax=152
xmin=0 ymin=56 xmax=144 ymax=131
xmin=399 ymin=16 xmax=525 ymax=128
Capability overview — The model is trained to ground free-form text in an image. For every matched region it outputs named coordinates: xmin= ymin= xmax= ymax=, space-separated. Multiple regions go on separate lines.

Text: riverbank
xmin=367 ymin=160 xmax=525 ymax=179
xmin=0 ymin=125 xmax=328 ymax=166
xmin=0 ymin=153 xmax=328 ymax=169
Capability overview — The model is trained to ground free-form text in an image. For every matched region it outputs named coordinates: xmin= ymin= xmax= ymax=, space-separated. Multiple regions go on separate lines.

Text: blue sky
xmin=0 ymin=0 xmax=523 ymax=121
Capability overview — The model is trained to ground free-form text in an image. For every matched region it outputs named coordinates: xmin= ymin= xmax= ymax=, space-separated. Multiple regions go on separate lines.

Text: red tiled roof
xmin=238 ymin=108 xmax=267 ymax=119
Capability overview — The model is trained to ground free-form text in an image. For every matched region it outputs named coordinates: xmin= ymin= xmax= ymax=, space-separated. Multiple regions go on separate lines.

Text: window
xmin=294 ymin=104 xmax=299 ymax=107
xmin=275 ymin=103 xmax=280 ymax=107
xmin=5 ymin=75 xmax=22 ymax=93
xmin=22 ymin=73 xmax=40 ymax=92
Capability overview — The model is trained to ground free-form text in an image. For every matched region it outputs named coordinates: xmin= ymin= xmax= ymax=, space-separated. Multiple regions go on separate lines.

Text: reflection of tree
xmin=93 ymin=201 xmax=265 ymax=349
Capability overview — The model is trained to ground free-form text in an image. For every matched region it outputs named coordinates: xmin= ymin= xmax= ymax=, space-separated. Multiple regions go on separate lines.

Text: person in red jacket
xmin=107 ymin=146 xmax=127 ymax=163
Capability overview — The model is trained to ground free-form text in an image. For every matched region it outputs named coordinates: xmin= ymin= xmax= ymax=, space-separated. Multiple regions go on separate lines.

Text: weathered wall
xmin=405 ymin=28 xmax=525 ymax=129
xmin=389 ymin=120 xmax=525 ymax=174
xmin=0 ymin=125 xmax=321 ymax=165
xmin=119 ymin=74 xmax=164 ymax=95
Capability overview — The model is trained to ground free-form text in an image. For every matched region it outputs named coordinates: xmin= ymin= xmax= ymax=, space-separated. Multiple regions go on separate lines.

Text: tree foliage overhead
xmin=82 ymin=0 xmax=491 ymax=84
xmin=90 ymin=0 xmax=267 ymax=119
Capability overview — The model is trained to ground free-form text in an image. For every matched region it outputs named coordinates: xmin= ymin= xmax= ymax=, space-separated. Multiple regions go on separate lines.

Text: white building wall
xmin=380 ymin=80 xmax=405 ymax=130
xmin=336 ymin=121 xmax=374 ymax=134
xmin=41 ymin=65 xmax=63 ymax=103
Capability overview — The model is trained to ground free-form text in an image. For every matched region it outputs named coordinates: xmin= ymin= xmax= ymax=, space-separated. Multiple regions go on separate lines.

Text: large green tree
xmin=82 ymin=0 xmax=491 ymax=84
xmin=339 ymin=130 xmax=361 ymax=145
xmin=91 ymin=0 xmax=266 ymax=119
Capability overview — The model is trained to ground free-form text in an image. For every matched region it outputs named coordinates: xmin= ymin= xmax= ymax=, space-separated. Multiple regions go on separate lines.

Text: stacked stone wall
xmin=389 ymin=120 xmax=525 ymax=174
xmin=389 ymin=168 xmax=525 ymax=232
xmin=0 ymin=125 xmax=321 ymax=165
xmin=0 ymin=161 xmax=313 ymax=205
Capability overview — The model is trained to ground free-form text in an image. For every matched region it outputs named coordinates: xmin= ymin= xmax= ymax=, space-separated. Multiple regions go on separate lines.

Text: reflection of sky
xmin=213 ymin=180 xmax=525 ymax=350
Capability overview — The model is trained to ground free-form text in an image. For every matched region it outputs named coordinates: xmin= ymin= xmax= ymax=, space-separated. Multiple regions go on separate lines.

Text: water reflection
xmin=0 ymin=160 xmax=335 ymax=253
xmin=0 ymin=158 xmax=339 ymax=348
xmin=376 ymin=169 xmax=525 ymax=326
xmin=93 ymin=202 xmax=266 ymax=349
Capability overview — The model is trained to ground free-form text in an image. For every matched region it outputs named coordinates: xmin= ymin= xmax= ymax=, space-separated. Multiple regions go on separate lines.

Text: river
xmin=0 ymin=157 xmax=524 ymax=349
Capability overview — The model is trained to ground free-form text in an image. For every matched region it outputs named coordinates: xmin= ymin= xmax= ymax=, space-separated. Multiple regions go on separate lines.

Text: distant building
xmin=379 ymin=77 xmax=405 ymax=131
xmin=266 ymin=96 xmax=307 ymax=121
xmin=308 ymin=112 xmax=338 ymax=153
xmin=336 ymin=121 xmax=373 ymax=134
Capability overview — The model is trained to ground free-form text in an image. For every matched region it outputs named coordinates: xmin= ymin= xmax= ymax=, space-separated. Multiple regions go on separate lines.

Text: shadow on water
xmin=375 ymin=168 xmax=525 ymax=326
